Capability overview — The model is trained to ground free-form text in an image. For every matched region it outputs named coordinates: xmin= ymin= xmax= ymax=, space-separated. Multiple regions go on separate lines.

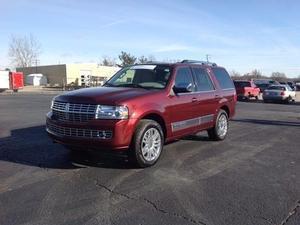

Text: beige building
xmin=17 ymin=63 xmax=120 ymax=86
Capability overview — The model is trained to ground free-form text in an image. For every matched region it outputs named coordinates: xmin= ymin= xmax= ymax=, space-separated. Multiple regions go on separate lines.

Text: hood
xmin=55 ymin=87 xmax=157 ymax=104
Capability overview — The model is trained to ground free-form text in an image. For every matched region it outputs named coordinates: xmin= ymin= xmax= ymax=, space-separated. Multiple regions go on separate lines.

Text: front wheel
xmin=130 ymin=119 xmax=164 ymax=167
xmin=207 ymin=110 xmax=229 ymax=141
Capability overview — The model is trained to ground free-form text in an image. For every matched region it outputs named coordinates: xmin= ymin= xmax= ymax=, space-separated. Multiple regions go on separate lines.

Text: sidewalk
xmin=1 ymin=86 xmax=64 ymax=95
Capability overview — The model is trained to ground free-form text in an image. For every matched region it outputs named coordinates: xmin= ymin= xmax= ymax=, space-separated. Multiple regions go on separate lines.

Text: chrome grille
xmin=52 ymin=101 xmax=97 ymax=123
xmin=47 ymin=123 xmax=112 ymax=139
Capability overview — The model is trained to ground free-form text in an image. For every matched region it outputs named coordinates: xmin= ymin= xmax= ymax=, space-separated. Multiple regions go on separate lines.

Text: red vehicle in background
xmin=234 ymin=80 xmax=260 ymax=100
xmin=0 ymin=71 xmax=24 ymax=92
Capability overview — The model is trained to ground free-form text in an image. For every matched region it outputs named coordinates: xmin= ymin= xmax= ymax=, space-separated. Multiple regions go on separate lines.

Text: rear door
xmin=191 ymin=66 xmax=218 ymax=129
xmin=168 ymin=66 xmax=200 ymax=137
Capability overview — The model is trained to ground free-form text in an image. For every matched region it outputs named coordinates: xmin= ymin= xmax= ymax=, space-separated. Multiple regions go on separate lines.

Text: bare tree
xmin=100 ymin=56 xmax=116 ymax=66
xmin=118 ymin=51 xmax=137 ymax=66
xmin=230 ymin=70 xmax=241 ymax=79
xmin=138 ymin=55 xmax=148 ymax=63
xmin=8 ymin=34 xmax=41 ymax=67
xmin=250 ymin=69 xmax=262 ymax=78
xmin=138 ymin=55 xmax=156 ymax=63
xmin=271 ymin=72 xmax=287 ymax=82
xmin=147 ymin=55 xmax=156 ymax=62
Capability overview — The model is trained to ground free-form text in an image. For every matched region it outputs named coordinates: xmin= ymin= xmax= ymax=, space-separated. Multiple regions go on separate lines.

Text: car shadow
xmin=0 ymin=125 xmax=139 ymax=170
xmin=182 ymin=133 xmax=213 ymax=142
xmin=238 ymin=99 xmax=300 ymax=105
xmin=0 ymin=125 xmax=81 ymax=169
xmin=232 ymin=118 xmax=300 ymax=127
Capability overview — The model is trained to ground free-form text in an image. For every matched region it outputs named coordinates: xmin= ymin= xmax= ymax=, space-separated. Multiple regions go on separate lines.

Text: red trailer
xmin=0 ymin=71 xmax=24 ymax=92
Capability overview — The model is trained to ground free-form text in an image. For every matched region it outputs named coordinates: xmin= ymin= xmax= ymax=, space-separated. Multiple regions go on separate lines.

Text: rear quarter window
xmin=212 ymin=68 xmax=234 ymax=90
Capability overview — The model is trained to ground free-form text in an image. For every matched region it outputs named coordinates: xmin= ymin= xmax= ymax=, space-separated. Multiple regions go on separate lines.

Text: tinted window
xmin=267 ymin=86 xmax=286 ymax=91
xmin=212 ymin=68 xmax=234 ymax=89
xmin=234 ymin=81 xmax=251 ymax=88
xmin=192 ymin=67 xmax=215 ymax=91
xmin=175 ymin=67 xmax=194 ymax=90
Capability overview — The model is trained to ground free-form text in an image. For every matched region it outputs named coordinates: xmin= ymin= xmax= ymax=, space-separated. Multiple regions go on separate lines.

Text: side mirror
xmin=173 ymin=83 xmax=193 ymax=94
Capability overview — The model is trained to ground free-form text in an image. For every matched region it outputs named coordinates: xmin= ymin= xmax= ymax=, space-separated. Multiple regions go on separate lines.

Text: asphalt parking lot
xmin=0 ymin=93 xmax=300 ymax=225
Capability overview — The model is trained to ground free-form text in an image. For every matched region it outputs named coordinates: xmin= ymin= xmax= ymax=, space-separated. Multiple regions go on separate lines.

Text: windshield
xmin=104 ymin=65 xmax=172 ymax=89
xmin=234 ymin=81 xmax=251 ymax=88
xmin=257 ymin=83 xmax=269 ymax=87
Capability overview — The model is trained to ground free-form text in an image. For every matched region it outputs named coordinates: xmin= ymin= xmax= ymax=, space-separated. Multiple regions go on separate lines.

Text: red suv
xmin=46 ymin=60 xmax=236 ymax=167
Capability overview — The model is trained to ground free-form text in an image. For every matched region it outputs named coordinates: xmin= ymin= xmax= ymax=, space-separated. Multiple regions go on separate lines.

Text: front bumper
xmin=46 ymin=112 xmax=137 ymax=150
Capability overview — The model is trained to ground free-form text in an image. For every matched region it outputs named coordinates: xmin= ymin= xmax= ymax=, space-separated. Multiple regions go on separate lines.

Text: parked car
xmin=287 ymin=81 xmax=296 ymax=91
xmin=296 ymin=83 xmax=300 ymax=91
xmin=233 ymin=80 xmax=260 ymax=100
xmin=46 ymin=60 xmax=237 ymax=167
xmin=255 ymin=83 xmax=270 ymax=93
xmin=263 ymin=85 xmax=296 ymax=103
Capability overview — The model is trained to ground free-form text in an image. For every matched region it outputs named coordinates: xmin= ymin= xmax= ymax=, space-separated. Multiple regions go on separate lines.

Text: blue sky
xmin=1 ymin=0 xmax=300 ymax=77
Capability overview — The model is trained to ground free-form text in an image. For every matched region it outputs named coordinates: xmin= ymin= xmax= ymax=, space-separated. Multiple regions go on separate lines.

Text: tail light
xmin=280 ymin=91 xmax=285 ymax=96
xmin=234 ymin=93 xmax=237 ymax=102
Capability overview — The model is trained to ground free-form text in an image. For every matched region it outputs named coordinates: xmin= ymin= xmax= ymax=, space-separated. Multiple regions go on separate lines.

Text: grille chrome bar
xmin=52 ymin=101 xmax=97 ymax=123
xmin=47 ymin=123 xmax=112 ymax=139
xmin=52 ymin=101 xmax=97 ymax=114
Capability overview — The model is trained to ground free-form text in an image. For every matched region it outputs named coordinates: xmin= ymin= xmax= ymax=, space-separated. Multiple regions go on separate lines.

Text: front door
xmin=168 ymin=66 xmax=200 ymax=137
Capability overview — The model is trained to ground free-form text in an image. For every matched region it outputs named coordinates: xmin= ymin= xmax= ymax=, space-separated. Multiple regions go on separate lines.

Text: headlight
xmin=95 ymin=105 xmax=129 ymax=119
xmin=50 ymin=99 xmax=54 ymax=109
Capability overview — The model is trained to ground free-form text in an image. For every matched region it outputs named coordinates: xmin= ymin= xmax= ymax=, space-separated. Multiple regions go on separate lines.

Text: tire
xmin=207 ymin=110 xmax=229 ymax=141
xmin=130 ymin=119 xmax=164 ymax=168
xmin=255 ymin=95 xmax=259 ymax=100
xmin=285 ymin=96 xmax=292 ymax=104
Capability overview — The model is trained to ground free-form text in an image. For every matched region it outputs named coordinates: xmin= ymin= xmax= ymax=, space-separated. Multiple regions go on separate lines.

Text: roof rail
xmin=181 ymin=60 xmax=217 ymax=66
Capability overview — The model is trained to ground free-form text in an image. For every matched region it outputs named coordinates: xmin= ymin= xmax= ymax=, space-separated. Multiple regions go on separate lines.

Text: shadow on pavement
xmin=232 ymin=118 xmax=300 ymax=127
xmin=0 ymin=125 xmax=138 ymax=170
xmin=0 ymin=125 xmax=81 ymax=169
xmin=238 ymin=99 xmax=300 ymax=105
xmin=182 ymin=133 xmax=213 ymax=142
xmin=70 ymin=150 xmax=137 ymax=169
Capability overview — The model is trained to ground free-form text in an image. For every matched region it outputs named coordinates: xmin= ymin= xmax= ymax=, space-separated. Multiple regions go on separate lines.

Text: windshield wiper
xmin=103 ymin=83 xmax=115 ymax=87
xmin=115 ymin=83 xmax=151 ymax=89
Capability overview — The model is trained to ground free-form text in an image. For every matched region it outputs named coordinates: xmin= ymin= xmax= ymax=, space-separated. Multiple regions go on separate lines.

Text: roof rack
xmin=181 ymin=60 xmax=217 ymax=66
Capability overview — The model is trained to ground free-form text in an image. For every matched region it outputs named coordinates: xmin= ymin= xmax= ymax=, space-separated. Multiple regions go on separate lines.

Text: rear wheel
xmin=207 ymin=110 xmax=228 ymax=141
xmin=285 ymin=96 xmax=292 ymax=104
xmin=130 ymin=119 xmax=164 ymax=167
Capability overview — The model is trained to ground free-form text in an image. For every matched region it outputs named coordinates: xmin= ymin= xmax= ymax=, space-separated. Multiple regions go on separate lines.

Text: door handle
xmin=192 ymin=97 xmax=197 ymax=102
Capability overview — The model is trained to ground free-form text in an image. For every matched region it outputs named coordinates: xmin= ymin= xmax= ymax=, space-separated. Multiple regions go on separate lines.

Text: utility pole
xmin=206 ymin=54 xmax=210 ymax=63
xmin=35 ymin=59 xmax=40 ymax=73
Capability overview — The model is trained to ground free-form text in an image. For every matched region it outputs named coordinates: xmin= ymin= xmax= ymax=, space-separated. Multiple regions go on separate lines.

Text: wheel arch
xmin=220 ymin=105 xmax=230 ymax=117
xmin=140 ymin=113 xmax=167 ymax=141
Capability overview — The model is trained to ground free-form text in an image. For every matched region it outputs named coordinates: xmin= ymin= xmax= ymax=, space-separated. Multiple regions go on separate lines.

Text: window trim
xmin=211 ymin=67 xmax=234 ymax=90
xmin=173 ymin=66 xmax=197 ymax=94
xmin=190 ymin=66 xmax=216 ymax=92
